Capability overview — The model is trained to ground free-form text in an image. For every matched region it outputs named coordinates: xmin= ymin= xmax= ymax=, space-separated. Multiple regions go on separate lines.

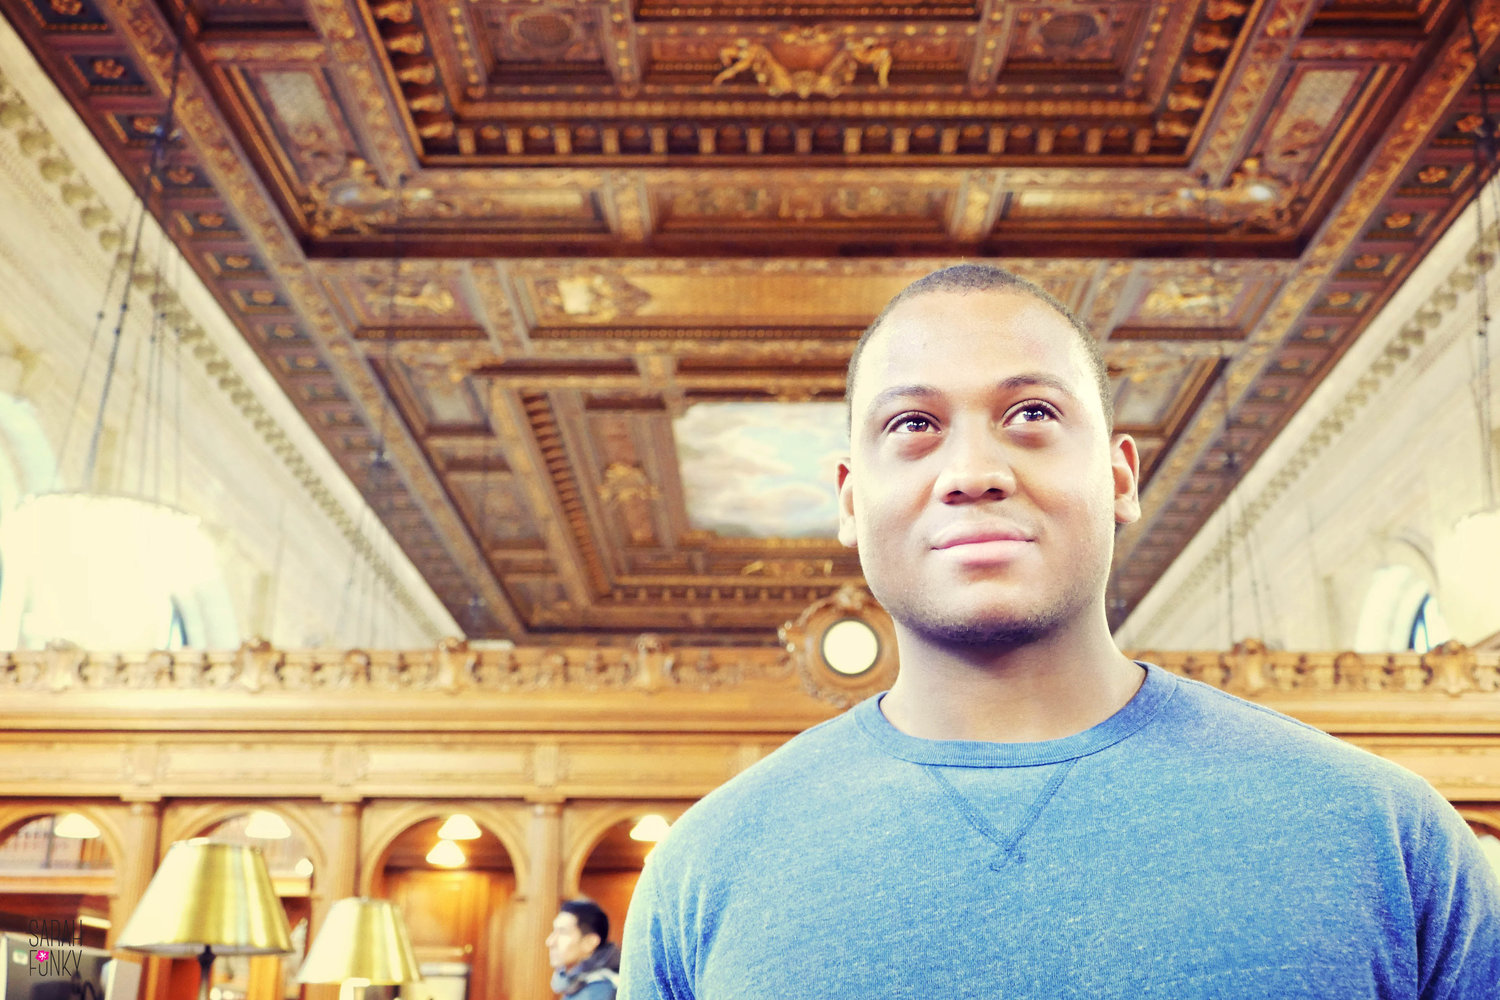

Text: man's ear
xmin=836 ymin=457 xmax=858 ymax=549
xmin=583 ymin=932 xmax=601 ymax=953
xmin=1111 ymin=433 xmax=1141 ymax=526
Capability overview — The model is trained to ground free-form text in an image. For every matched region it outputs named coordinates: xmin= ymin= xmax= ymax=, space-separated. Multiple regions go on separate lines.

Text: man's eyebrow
xmin=994 ymin=372 xmax=1081 ymax=402
xmin=861 ymin=373 xmax=1081 ymax=422
xmin=863 ymin=384 xmax=939 ymax=421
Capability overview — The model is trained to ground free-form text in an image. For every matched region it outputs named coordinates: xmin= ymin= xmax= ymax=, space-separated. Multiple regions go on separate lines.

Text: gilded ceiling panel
xmin=512 ymin=266 xmax=913 ymax=328
xmin=1004 ymin=5 xmax=1146 ymax=72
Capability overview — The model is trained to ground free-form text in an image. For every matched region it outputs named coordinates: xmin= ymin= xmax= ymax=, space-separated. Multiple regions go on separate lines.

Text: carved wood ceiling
xmin=4 ymin=0 xmax=1496 ymax=643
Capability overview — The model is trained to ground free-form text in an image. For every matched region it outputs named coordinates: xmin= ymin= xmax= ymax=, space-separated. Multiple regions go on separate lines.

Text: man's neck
xmin=878 ymin=619 xmax=1144 ymax=743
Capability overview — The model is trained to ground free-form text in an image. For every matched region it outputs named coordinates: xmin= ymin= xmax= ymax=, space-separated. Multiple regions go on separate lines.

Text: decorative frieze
xmin=4 ymin=637 xmax=1499 ymax=704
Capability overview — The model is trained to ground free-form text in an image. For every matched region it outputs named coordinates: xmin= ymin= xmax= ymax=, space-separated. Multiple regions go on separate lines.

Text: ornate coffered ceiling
xmin=3 ymin=0 xmax=1495 ymax=642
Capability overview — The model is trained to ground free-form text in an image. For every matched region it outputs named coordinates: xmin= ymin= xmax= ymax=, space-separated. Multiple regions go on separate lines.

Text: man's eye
xmin=889 ymin=414 xmax=935 ymax=434
xmin=1009 ymin=402 xmax=1059 ymax=424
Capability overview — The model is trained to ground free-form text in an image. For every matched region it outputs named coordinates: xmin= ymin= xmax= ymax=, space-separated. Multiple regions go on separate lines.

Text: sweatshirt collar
xmin=853 ymin=661 xmax=1176 ymax=767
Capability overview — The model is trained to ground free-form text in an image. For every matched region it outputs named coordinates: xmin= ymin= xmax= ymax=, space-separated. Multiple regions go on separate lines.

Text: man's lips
xmin=930 ymin=526 xmax=1034 ymax=549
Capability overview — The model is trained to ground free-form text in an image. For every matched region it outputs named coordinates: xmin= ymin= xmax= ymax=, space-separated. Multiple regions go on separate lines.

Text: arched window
xmin=1355 ymin=563 xmax=1441 ymax=652
xmin=1407 ymin=593 xmax=1452 ymax=654
xmin=168 ymin=598 xmax=189 ymax=650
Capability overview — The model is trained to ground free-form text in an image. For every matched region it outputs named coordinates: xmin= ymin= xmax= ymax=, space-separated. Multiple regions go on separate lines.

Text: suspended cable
xmin=340 ymin=174 xmax=407 ymax=647
xmin=171 ymin=250 xmax=184 ymax=507
xmin=54 ymin=204 xmax=137 ymax=491
xmin=80 ymin=46 xmax=184 ymax=491
xmin=1463 ymin=0 xmax=1497 ymax=512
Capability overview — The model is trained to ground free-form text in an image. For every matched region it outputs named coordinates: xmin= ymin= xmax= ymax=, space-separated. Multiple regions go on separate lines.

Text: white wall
xmin=1119 ymin=184 xmax=1500 ymax=652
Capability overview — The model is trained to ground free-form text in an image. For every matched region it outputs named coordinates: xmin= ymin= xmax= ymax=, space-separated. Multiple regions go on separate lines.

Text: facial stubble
xmin=870 ymin=549 xmax=1107 ymax=655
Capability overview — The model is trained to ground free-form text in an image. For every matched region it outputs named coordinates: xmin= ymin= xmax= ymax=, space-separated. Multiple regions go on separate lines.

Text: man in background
xmin=547 ymin=899 xmax=619 ymax=1000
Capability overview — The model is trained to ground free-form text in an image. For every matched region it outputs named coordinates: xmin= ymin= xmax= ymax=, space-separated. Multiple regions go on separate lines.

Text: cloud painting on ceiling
xmin=674 ymin=402 xmax=847 ymax=539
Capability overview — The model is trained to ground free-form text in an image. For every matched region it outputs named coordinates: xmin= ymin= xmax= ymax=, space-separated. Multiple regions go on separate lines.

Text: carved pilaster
xmin=523 ymin=801 xmax=564 ymax=1000
xmin=311 ymin=801 xmax=362 ymax=936
xmin=107 ymin=800 xmax=160 ymax=950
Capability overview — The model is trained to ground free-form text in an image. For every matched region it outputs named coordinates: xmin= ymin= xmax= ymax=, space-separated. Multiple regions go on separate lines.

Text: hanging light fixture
xmin=0 ymin=493 xmax=219 ymax=648
xmin=425 ymin=839 xmax=465 ymax=868
xmin=243 ymin=810 xmax=292 ymax=840
xmin=0 ymin=44 xmax=225 ymax=651
xmin=52 ymin=812 xmax=102 ymax=839
xmin=629 ymin=815 xmax=671 ymax=842
xmin=436 ymin=814 xmax=481 ymax=840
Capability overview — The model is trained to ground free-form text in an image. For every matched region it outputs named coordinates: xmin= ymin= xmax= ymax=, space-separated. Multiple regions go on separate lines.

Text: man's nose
xmin=932 ymin=423 xmax=1016 ymax=501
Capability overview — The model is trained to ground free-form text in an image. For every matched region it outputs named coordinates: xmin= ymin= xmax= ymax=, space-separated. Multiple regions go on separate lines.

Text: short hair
xmin=559 ymin=898 xmax=609 ymax=946
xmin=846 ymin=263 xmax=1114 ymax=432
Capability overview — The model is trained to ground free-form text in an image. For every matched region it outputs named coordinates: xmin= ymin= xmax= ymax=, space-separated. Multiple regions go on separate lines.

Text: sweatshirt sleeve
xmin=1411 ymin=790 xmax=1500 ymax=999
xmin=618 ymin=853 xmax=695 ymax=1000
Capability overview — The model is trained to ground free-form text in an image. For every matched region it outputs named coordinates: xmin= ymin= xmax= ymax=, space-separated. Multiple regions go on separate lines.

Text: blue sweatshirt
xmin=621 ymin=663 xmax=1500 ymax=998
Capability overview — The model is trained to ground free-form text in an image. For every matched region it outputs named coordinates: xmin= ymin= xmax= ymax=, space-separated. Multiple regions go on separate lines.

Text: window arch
xmin=1355 ymin=563 xmax=1447 ymax=652
xmin=168 ymin=598 xmax=189 ymax=650
xmin=1407 ymin=593 xmax=1453 ymax=654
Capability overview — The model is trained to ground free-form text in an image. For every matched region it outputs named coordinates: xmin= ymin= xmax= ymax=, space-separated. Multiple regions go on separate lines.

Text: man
xmin=548 ymin=899 xmax=620 ymax=1000
xmin=619 ymin=264 xmax=1500 ymax=998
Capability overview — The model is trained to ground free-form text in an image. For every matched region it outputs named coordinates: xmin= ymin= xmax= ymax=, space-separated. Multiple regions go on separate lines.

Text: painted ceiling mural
xmin=1 ymin=0 xmax=1495 ymax=642
xmin=674 ymin=402 xmax=847 ymax=539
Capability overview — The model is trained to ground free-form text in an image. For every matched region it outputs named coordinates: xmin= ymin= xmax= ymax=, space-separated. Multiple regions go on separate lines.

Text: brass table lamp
xmin=118 ymin=839 xmax=294 ymax=1000
xmin=297 ymin=898 xmax=423 ymax=1000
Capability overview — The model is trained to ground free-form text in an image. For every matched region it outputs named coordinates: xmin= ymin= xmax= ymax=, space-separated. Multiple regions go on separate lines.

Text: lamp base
xmin=196 ymin=946 xmax=216 ymax=1000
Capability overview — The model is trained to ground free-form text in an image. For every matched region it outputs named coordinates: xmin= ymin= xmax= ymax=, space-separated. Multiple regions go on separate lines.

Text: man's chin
xmin=907 ymin=609 xmax=1058 ymax=649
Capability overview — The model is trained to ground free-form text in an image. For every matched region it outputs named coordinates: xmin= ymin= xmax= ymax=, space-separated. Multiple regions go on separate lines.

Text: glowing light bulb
xmin=244 ymin=810 xmax=292 ymax=839
xmin=437 ymin=814 xmax=481 ymax=840
xmin=426 ymin=839 xmax=466 ymax=867
xmin=629 ymin=814 xmax=671 ymax=842
xmin=1246 ymin=181 xmax=1277 ymax=203
xmin=53 ymin=813 xmax=101 ymax=839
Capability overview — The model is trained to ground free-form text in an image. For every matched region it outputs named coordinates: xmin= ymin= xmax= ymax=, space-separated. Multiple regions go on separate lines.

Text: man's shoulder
xmin=650 ymin=705 xmax=868 ymax=855
xmin=1158 ymin=667 xmax=1440 ymax=807
xmin=695 ymin=702 xmax=865 ymax=802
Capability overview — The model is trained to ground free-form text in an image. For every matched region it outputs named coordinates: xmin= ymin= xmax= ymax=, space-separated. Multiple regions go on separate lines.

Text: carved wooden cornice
xmin=2 ymin=638 xmax=1497 ymax=736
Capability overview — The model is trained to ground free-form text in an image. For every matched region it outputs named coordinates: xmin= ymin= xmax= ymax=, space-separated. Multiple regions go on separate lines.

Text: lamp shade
xmin=117 ymin=839 xmax=293 ymax=956
xmin=297 ymin=898 xmax=423 ymax=985
xmin=0 ymin=493 xmax=221 ymax=649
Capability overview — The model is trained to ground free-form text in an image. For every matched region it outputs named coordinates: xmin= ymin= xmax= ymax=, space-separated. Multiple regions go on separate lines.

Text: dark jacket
xmin=551 ymin=942 xmax=620 ymax=1000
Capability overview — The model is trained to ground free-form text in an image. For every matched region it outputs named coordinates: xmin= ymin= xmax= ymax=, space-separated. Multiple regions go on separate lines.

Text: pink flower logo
xmin=34 ymin=950 xmax=48 ymax=962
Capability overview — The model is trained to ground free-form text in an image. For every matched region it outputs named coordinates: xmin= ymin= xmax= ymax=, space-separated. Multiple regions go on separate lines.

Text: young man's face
xmin=838 ymin=288 xmax=1140 ymax=648
xmin=546 ymin=911 xmax=598 ymax=970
